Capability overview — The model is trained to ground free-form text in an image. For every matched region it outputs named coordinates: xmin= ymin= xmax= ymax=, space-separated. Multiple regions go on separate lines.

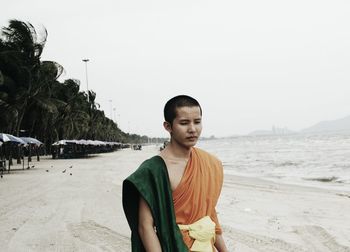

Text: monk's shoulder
xmin=194 ymin=148 xmax=224 ymax=186
xmin=194 ymin=147 xmax=222 ymax=167
xmin=130 ymin=156 xmax=164 ymax=177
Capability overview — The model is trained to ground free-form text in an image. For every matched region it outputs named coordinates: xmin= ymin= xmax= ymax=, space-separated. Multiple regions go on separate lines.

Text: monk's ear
xmin=163 ymin=121 xmax=172 ymax=133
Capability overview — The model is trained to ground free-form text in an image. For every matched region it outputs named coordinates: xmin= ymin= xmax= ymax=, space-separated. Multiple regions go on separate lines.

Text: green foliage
xmin=0 ymin=70 xmax=4 ymax=85
xmin=0 ymin=19 xmax=147 ymax=148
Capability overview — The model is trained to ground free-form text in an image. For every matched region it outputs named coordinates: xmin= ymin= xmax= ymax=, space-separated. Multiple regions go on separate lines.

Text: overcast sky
xmin=2 ymin=0 xmax=350 ymax=137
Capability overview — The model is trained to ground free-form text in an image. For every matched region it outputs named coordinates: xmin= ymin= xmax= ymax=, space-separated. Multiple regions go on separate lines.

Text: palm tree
xmin=0 ymin=20 xmax=47 ymax=135
xmin=22 ymin=61 xmax=65 ymax=143
xmin=1 ymin=19 xmax=146 ymax=148
xmin=52 ymin=79 xmax=90 ymax=140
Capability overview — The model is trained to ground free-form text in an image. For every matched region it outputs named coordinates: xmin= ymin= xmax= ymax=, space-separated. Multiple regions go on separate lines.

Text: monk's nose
xmin=188 ymin=123 xmax=196 ymax=132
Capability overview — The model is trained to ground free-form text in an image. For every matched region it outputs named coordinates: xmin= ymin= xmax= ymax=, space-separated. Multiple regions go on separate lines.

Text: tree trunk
xmin=36 ymin=146 xmax=40 ymax=161
xmin=29 ymin=117 xmax=37 ymax=136
xmin=16 ymin=145 xmax=21 ymax=164
xmin=15 ymin=103 xmax=27 ymax=136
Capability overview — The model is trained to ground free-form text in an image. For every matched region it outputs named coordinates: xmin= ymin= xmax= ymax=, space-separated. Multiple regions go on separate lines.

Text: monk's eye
xmin=179 ymin=120 xmax=189 ymax=125
xmin=194 ymin=120 xmax=201 ymax=124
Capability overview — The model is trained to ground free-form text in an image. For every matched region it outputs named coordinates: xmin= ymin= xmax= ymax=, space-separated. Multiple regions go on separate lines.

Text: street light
xmin=113 ymin=107 xmax=116 ymax=122
xmin=82 ymin=58 xmax=89 ymax=102
xmin=109 ymin=99 xmax=113 ymax=120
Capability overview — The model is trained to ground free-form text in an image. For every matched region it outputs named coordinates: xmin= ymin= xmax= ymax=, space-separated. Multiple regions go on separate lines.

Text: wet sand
xmin=0 ymin=145 xmax=349 ymax=251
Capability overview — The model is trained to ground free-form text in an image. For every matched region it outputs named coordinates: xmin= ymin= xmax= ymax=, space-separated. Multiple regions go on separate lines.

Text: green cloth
xmin=122 ymin=156 xmax=188 ymax=252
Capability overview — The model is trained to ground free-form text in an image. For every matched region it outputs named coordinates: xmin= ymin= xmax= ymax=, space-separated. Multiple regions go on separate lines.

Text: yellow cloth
xmin=178 ymin=216 xmax=216 ymax=252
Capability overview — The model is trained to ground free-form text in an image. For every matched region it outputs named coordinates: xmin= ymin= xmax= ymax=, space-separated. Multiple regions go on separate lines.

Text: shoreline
xmin=0 ymin=146 xmax=349 ymax=251
xmin=220 ymin=174 xmax=350 ymax=251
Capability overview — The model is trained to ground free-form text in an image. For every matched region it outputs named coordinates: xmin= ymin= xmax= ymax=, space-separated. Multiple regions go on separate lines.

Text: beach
xmin=0 ymin=145 xmax=350 ymax=251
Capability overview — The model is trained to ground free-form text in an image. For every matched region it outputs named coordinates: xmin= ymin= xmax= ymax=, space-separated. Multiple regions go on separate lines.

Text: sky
xmin=1 ymin=0 xmax=350 ymax=137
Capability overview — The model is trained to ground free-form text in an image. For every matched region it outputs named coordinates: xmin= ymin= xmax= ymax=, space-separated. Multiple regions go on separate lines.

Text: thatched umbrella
xmin=0 ymin=133 xmax=26 ymax=172
xmin=21 ymin=137 xmax=44 ymax=162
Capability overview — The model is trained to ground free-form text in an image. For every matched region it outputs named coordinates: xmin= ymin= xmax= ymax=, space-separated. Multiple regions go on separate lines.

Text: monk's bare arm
xmin=138 ymin=196 xmax=162 ymax=252
xmin=214 ymin=234 xmax=228 ymax=252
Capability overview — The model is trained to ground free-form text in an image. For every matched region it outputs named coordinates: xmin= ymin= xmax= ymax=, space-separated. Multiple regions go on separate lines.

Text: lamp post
xmin=82 ymin=59 xmax=89 ymax=102
xmin=117 ymin=114 xmax=121 ymax=125
xmin=109 ymin=100 xmax=113 ymax=120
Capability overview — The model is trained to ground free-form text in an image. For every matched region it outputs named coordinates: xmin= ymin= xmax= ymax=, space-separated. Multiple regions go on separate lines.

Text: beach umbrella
xmin=0 ymin=133 xmax=26 ymax=145
xmin=78 ymin=139 xmax=89 ymax=145
xmin=52 ymin=140 xmax=67 ymax=146
xmin=86 ymin=140 xmax=98 ymax=145
xmin=0 ymin=133 xmax=11 ymax=142
xmin=20 ymin=137 xmax=43 ymax=146
xmin=95 ymin=140 xmax=107 ymax=146
xmin=7 ymin=134 xmax=27 ymax=145
xmin=52 ymin=140 xmax=78 ymax=146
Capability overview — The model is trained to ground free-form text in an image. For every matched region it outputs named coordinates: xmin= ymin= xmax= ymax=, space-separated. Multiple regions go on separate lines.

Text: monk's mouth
xmin=186 ymin=136 xmax=197 ymax=140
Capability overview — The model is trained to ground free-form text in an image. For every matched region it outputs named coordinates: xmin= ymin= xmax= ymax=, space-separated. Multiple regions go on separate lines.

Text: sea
xmin=197 ymin=133 xmax=350 ymax=191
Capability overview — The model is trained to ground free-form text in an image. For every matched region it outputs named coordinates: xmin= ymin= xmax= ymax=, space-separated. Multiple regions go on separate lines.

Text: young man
xmin=123 ymin=95 xmax=228 ymax=252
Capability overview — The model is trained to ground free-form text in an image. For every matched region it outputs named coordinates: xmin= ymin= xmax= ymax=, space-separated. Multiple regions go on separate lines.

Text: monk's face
xmin=167 ymin=106 xmax=202 ymax=149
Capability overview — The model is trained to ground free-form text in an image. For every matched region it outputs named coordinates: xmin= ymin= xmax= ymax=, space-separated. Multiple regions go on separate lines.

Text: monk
xmin=122 ymin=95 xmax=228 ymax=252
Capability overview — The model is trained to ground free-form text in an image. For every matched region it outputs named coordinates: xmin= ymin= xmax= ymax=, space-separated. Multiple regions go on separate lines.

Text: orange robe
xmin=173 ymin=147 xmax=224 ymax=250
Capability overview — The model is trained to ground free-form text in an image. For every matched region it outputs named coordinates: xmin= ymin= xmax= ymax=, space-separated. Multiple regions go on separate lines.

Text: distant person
xmin=160 ymin=140 xmax=169 ymax=151
xmin=123 ymin=95 xmax=228 ymax=251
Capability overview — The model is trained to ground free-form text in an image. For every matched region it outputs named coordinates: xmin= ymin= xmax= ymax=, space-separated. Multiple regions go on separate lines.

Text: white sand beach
xmin=0 ymin=145 xmax=349 ymax=251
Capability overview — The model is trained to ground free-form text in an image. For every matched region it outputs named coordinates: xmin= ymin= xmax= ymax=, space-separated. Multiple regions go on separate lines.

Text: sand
xmin=0 ymin=145 xmax=349 ymax=251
